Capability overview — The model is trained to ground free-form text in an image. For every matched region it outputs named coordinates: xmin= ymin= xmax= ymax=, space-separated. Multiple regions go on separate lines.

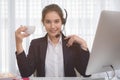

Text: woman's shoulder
xmin=30 ymin=36 xmax=47 ymax=45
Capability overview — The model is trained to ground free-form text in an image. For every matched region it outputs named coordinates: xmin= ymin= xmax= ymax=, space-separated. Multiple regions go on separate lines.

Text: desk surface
xmin=2 ymin=76 xmax=120 ymax=80
xmin=30 ymin=77 xmax=105 ymax=80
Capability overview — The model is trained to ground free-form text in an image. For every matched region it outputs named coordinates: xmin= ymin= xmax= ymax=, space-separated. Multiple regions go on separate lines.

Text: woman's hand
xmin=15 ymin=26 xmax=30 ymax=43
xmin=15 ymin=26 xmax=30 ymax=54
xmin=64 ymin=35 xmax=88 ymax=51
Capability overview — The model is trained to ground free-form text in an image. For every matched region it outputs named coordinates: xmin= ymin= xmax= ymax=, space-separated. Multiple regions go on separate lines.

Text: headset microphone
xmin=55 ymin=34 xmax=60 ymax=38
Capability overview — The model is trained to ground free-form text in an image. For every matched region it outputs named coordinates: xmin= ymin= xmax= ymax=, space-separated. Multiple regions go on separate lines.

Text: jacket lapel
xmin=62 ymin=34 xmax=69 ymax=76
xmin=39 ymin=35 xmax=48 ymax=76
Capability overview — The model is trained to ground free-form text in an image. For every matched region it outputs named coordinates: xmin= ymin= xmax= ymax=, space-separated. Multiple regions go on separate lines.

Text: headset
xmin=62 ymin=9 xmax=68 ymax=25
xmin=55 ymin=9 xmax=68 ymax=38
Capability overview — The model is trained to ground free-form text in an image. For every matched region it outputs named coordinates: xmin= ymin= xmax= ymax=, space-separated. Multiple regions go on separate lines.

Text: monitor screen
xmin=86 ymin=10 xmax=120 ymax=75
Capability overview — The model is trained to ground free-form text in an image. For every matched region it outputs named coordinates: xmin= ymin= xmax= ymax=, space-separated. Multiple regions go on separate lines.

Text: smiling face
xmin=41 ymin=4 xmax=64 ymax=38
xmin=43 ymin=11 xmax=62 ymax=38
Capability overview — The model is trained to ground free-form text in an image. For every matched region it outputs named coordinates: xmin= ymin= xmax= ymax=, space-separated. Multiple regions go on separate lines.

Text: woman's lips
xmin=50 ymin=30 xmax=57 ymax=33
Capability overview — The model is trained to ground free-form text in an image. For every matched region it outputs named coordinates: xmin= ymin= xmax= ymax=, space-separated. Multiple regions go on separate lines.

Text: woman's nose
xmin=50 ymin=23 xmax=55 ymax=28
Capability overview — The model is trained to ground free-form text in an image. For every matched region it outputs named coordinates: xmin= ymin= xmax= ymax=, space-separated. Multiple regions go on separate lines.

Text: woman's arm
xmin=15 ymin=26 xmax=29 ymax=54
xmin=65 ymin=35 xmax=91 ymax=77
xmin=16 ymin=40 xmax=37 ymax=78
xmin=15 ymin=26 xmax=36 ymax=77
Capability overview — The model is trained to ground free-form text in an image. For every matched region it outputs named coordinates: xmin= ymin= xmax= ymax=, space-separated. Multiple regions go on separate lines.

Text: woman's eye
xmin=55 ymin=20 xmax=59 ymax=23
xmin=45 ymin=20 xmax=51 ymax=24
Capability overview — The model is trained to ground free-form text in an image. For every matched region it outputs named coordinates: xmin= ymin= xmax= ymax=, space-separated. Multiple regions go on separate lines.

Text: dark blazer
xmin=16 ymin=34 xmax=90 ymax=77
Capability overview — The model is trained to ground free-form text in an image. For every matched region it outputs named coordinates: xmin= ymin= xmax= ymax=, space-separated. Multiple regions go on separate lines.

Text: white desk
xmin=30 ymin=77 xmax=105 ymax=80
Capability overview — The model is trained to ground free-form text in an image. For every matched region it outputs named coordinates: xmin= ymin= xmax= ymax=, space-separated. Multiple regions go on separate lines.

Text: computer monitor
xmin=86 ymin=10 xmax=120 ymax=75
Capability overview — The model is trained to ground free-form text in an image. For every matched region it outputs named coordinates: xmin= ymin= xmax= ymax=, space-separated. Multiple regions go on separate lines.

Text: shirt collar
xmin=47 ymin=34 xmax=62 ymax=45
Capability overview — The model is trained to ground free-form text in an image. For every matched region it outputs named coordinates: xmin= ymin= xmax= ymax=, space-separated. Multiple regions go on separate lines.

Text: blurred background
xmin=0 ymin=0 xmax=120 ymax=78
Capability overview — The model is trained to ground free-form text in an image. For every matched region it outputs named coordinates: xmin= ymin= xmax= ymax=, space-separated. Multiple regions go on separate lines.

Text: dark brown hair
xmin=42 ymin=4 xmax=65 ymax=24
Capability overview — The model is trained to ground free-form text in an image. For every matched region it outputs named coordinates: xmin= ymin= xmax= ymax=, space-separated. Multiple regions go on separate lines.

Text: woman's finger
xmin=66 ymin=37 xmax=74 ymax=47
xmin=23 ymin=32 xmax=30 ymax=36
xmin=17 ymin=26 xmax=27 ymax=33
xmin=20 ymin=26 xmax=28 ymax=32
xmin=64 ymin=35 xmax=73 ymax=40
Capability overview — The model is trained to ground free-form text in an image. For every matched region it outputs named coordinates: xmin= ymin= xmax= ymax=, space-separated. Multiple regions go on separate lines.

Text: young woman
xmin=15 ymin=4 xmax=90 ymax=77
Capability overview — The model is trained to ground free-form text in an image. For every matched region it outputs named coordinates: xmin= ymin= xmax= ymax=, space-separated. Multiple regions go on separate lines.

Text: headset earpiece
xmin=62 ymin=18 xmax=66 ymax=25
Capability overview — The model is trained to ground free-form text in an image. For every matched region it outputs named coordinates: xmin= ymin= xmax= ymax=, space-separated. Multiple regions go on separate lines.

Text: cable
xmin=110 ymin=65 xmax=115 ymax=78
xmin=105 ymin=65 xmax=115 ymax=80
xmin=106 ymin=71 xmax=110 ymax=80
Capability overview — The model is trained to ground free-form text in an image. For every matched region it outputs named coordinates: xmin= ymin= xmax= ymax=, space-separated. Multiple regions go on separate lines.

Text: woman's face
xmin=43 ymin=11 xmax=62 ymax=38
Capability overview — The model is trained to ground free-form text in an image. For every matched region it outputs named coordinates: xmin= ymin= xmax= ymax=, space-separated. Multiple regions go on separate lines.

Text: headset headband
xmin=63 ymin=9 xmax=68 ymax=25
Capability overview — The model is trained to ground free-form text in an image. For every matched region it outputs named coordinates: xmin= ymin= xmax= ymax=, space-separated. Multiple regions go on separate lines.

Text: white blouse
xmin=45 ymin=35 xmax=64 ymax=77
